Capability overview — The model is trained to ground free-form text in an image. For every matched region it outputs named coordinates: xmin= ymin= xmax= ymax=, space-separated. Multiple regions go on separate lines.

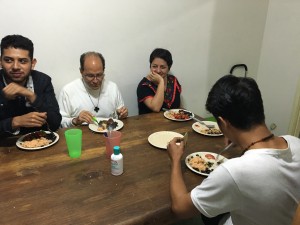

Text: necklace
xmin=242 ymin=133 xmax=274 ymax=154
xmin=87 ymin=92 xmax=100 ymax=113
xmin=82 ymin=79 xmax=101 ymax=113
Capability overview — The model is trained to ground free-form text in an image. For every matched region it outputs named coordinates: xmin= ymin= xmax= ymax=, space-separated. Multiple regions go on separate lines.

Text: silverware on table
xmin=193 ymin=117 xmax=215 ymax=129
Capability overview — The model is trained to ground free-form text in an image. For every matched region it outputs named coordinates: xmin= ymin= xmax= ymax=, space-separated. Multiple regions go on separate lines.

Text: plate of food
xmin=88 ymin=118 xmax=124 ymax=133
xmin=185 ymin=152 xmax=227 ymax=176
xmin=164 ymin=109 xmax=194 ymax=121
xmin=16 ymin=130 xmax=59 ymax=151
xmin=192 ymin=121 xmax=223 ymax=136
xmin=148 ymin=131 xmax=184 ymax=149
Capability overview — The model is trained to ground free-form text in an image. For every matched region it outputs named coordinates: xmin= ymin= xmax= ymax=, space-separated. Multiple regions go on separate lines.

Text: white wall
xmin=1 ymin=0 xmax=269 ymax=118
xmin=257 ymin=0 xmax=300 ymax=135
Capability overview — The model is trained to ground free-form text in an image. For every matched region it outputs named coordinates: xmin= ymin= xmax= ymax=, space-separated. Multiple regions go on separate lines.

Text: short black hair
xmin=80 ymin=51 xmax=105 ymax=71
xmin=206 ymin=75 xmax=265 ymax=130
xmin=0 ymin=34 xmax=34 ymax=60
xmin=149 ymin=48 xmax=173 ymax=69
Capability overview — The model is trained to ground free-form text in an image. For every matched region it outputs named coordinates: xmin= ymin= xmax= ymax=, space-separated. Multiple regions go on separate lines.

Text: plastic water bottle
xmin=111 ymin=146 xmax=123 ymax=176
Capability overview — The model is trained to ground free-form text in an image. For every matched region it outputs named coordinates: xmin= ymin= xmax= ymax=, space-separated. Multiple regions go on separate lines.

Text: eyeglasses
xmin=84 ymin=73 xmax=105 ymax=80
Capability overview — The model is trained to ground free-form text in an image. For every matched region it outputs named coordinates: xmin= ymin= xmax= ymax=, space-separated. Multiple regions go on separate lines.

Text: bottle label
xmin=111 ymin=159 xmax=123 ymax=176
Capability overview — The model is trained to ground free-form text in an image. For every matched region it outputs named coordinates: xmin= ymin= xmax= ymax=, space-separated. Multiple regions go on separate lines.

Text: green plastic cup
xmin=65 ymin=129 xmax=82 ymax=158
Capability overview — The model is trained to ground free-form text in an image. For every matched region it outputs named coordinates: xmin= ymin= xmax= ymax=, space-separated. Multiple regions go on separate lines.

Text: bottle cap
xmin=113 ymin=146 xmax=120 ymax=155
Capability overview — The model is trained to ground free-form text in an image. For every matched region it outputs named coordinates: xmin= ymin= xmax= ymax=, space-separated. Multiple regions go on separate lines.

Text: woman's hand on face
xmin=146 ymin=72 xmax=164 ymax=85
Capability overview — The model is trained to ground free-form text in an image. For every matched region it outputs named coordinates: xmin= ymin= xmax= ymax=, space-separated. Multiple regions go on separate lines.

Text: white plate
xmin=164 ymin=109 xmax=194 ymax=121
xmin=192 ymin=121 xmax=223 ymax=136
xmin=88 ymin=118 xmax=124 ymax=133
xmin=185 ymin=152 xmax=228 ymax=176
xmin=16 ymin=131 xmax=59 ymax=151
xmin=148 ymin=131 xmax=183 ymax=149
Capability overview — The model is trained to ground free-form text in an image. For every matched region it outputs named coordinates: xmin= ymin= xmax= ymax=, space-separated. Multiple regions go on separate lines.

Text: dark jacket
xmin=0 ymin=70 xmax=62 ymax=137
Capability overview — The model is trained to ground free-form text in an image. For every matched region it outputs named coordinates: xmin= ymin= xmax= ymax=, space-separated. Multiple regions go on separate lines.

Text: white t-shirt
xmin=58 ymin=78 xmax=125 ymax=127
xmin=191 ymin=135 xmax=300 ymax=225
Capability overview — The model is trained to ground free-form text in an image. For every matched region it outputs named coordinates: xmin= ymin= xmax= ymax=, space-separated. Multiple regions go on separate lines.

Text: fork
xmin=32 ymin=106 xmax=55 ymax=138
xmin=45 ymin=120 xmax=56 ymax=140
xmin=193 ymin=117 xmax=215 ymax=129
xmin=215 ymin=142 xmax=233 ymax=162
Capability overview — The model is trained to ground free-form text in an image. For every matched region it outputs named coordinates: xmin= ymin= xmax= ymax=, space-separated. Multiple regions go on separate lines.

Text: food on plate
xmin=195 ymin=124 xmax=222 ymax=135
xmin=202 ymin=128 xmax=222 ymax=135
xmin=205 ymin=153 xmax=215 ymax=160
xmin=166 ymin=109 xmax=193 ymax=120
xmin=22 ymin=131 xmax=54 ymax=141
xmin=187 ymin=154 xmax=214 ymax=174
xmin=21 ymin=137 xmax=52 ymax=148
xmin=20 ymin=131 xmax=55 ymax=148
xmin=97 ymin=119 xmax=118 ymax=131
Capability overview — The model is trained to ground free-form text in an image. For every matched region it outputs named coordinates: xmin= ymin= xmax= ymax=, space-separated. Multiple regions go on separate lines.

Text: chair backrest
xmin=229 ymin=64 xmax=248 ymax=77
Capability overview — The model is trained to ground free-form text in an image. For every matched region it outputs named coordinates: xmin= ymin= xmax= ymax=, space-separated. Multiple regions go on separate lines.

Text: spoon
xmin=92 ymin=117 xmax=99 ymax=126
xmin=106 ymin=118 xmax=115 ymax=137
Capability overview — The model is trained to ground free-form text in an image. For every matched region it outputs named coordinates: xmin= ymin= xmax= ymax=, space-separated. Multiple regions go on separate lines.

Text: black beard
xmin=1 ymin=68 xmax=30 ymax=85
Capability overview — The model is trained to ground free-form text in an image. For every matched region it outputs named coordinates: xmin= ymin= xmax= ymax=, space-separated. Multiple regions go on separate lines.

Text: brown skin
xmin=0 ymin=47 xmax=47 ymax=129
xmin=72 ymin=55 xmax=128 ymax=126
xmin=167 ymin=116 xmax=288 ymax=219
xmin=167 ymin=137 xmax=200 ymax=219
xmin=143 ymin=57 xmax=169 ymax=112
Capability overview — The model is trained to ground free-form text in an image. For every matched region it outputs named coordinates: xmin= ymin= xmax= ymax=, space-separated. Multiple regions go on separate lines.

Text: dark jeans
xmin=201 ymin=213 xmax=229 ymax=225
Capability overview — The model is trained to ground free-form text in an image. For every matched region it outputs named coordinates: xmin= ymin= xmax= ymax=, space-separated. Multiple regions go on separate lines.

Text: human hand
xmin=72 ymin=110 xmax=94 ymax=125
xmin=117 ymin=106 xmax=128 ymax=119
xmin=3 ymin=82 xmax=36 ymax=103
xmin=12 ymin=112 xmax=47 ymax=129
xmin=167 ymin=137 xmax=185 ymax=163
xmin=146 ymin=71 xmax=164 ymax=85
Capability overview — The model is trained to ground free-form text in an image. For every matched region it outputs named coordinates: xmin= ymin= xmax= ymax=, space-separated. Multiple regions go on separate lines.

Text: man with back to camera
xmin=58 ymin=51 xmax=128 ymax=127
xmin=167 ymin=75 xmax=300 ymax=225
xmin=0 ymin=34 xmax=61 ymax=137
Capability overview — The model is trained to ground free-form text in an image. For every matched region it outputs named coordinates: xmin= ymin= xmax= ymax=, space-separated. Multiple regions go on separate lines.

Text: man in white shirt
xmin=58 ymin=51 xmax=128 ymax=127
xmin=167 ymin=75 xmax=300 ymax=225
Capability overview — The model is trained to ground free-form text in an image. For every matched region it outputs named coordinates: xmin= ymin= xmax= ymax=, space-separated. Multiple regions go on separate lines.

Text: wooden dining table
xmin=0 ymin=112 xmax=240 ymax=225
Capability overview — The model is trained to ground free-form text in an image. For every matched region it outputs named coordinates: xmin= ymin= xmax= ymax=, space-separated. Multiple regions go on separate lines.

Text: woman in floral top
xmin=137 ymin=48 xmax=181 ymax=115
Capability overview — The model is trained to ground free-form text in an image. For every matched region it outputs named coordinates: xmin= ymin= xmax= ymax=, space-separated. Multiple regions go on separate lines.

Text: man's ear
xmin=31 ymin=58 xmax=37 ymax=69
xmin=80 ymin=67 xmax=84 ymax=76
xmin=218 ymin=116 xmax=230 ymax=128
